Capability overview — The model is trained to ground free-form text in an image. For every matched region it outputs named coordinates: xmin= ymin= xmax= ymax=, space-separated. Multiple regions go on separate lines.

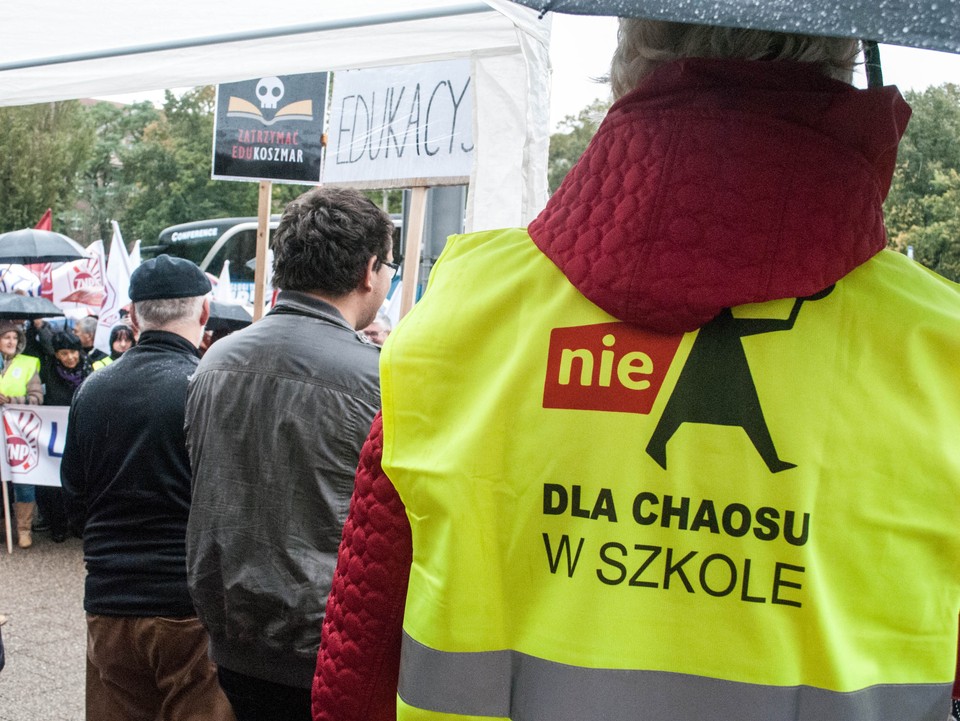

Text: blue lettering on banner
xmin=47 ymin=421 xmax=64 ymax=458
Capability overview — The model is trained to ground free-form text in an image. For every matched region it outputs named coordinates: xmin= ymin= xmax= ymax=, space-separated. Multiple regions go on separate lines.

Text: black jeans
xmin=217 ymin=665 xmax=312 ymax=721
xmin=35 ymin=486 xmax=69 ymax=539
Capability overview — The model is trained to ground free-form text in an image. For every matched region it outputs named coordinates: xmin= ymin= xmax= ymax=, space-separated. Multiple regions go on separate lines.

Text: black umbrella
xmin=0 ymin=228 xmax=86 ymax=264
xmin=513 ymin=1 xmax=960 ymax=54
xmin=207 ymin=301 xmax=253 ymax=332
xmin=0 ymin=293 xmax=64 ymax=320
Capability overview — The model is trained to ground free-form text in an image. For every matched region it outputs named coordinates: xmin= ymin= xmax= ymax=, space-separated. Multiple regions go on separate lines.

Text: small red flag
xmin=29 ymin=208 xmax=55 ymax=298
xmin=34 ymin=208 xmax=52 ymax=231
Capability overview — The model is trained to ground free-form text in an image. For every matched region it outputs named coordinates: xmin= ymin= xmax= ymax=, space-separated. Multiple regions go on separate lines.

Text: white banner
xmin=0 ymin=265 xmax=41 ymax=295
xmin=1 ymin=405 xmax=68 ymax=488
xmin=325 ymin=58 xmax=473 ymax=187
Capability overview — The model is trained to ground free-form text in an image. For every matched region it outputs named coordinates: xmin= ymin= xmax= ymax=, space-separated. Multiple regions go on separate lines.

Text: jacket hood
xmin=0 ymin=320 xmax=27 ymax=357
xmin=529 ymin=58 xmax=911 ymax=333
xmin=108 ymin=323 xmax=136 ymax=359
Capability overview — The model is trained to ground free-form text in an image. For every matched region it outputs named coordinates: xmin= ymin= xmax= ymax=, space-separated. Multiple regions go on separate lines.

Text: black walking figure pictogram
xmin=646 ymin=286 xmax=834 ymax=473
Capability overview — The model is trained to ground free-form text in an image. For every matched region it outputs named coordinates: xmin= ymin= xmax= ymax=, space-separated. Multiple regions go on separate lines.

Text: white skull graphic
xmin=256 ymin=77 xmax=285 ymax=109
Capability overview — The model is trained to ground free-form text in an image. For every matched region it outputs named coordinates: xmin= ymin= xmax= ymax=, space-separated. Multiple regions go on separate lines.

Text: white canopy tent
xmin=0 ymin=0 xmax=552 ymax=229
xmin=1 ymin=1 xmax=554 ymax=552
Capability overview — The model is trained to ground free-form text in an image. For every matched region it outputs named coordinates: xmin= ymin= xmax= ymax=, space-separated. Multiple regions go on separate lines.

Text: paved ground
xmin=0 ymin=531 xmax=85 ymax=721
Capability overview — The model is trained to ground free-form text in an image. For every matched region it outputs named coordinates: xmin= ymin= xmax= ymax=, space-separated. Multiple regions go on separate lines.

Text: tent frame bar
xmin=0 ymin=3 xmax=491 ymax=72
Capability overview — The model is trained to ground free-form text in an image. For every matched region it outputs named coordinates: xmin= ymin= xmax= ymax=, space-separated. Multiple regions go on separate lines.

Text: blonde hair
xmin=611 ymin=19 xmax=860 ymax=99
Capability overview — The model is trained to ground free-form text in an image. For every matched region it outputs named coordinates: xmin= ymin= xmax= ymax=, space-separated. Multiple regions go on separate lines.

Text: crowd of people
xmin=3 ymin=288 xmax=273 ymax=551
xmin=2 ymin=316 xmax=136 ymax=548
xmin=2 ymin=13 xmax=959 ymax=721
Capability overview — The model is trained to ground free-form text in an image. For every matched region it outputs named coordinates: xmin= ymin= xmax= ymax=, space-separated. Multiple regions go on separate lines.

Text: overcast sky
xmin=548 ymin=15 xmax=960 ymax=127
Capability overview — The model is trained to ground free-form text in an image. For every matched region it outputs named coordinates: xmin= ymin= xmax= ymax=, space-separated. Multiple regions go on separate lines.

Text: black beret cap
xmin=129 ymin=254 xmax=212 ymax=302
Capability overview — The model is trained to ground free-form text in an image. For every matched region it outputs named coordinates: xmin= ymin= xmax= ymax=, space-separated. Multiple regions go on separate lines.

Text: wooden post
xmin=253 ymin=180 xmax=273 ymax=321
xmin=2 ymin=480 xmax=12 ymax=554
xmin=400 ymin=186 xmax=429 ymax=318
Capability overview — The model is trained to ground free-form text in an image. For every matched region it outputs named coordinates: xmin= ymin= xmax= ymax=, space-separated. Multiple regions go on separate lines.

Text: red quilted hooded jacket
xmin=312 ymin=59 xmax=910 ymax=721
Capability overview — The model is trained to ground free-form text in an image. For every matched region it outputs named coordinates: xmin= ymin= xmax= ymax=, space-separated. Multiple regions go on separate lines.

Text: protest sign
xmin=1 ymin=404 xmax=68 ymax=552
xmin=325 ymin=58 xmax=473 ymax=188
xmin=2 ymin=405 xmax=68 ymax=488
xmin=212 ymin=73 xmax=328 ymax=184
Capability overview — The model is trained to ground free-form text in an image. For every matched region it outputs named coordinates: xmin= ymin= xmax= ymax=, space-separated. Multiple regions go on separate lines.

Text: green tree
xmin=0 ymin=101 xmax=94 ymax=233
xmin=548 ymin=99 xmax=610 ymax=195
xmin=70 ymin=100 xmax=162 ymax=245
xmin=123 ymin=87 xmax=265 ymax=245
xmin=120 ymin=87 xmax=331 ymax=245
xmin=884 ymin=84 xmax=960 ymax=281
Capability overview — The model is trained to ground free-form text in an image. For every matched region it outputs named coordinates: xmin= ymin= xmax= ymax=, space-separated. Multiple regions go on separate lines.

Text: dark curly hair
xmin=271 ymin=187 xmax=394 ymax=295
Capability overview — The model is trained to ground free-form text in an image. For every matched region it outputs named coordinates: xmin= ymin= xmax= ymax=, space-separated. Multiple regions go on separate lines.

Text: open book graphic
xmin=227 ymin=97 xmax=314 ymax=126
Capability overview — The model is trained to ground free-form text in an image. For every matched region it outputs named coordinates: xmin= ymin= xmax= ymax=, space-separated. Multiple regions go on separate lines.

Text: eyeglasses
xmin=379 ymin=258 xmax=402 ymax=279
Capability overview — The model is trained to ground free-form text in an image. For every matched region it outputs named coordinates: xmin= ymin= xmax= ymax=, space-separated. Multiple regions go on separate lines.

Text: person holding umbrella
xmin=311 ymin=17 xmax=960 ymax=721
xmin=0 ymin=319 xmax=43 ymax=549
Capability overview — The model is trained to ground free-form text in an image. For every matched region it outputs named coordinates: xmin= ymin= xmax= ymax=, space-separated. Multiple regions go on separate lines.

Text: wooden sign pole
xmin=253 ymin=180 xmax=273 ymax=321
xmin=400 ymin=186 xmax=428 ymax=319
xmin=2 ymin=480 xmax=11 ymax=554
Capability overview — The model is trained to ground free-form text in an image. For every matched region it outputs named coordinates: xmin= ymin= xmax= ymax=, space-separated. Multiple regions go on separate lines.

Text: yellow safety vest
xmin=91 ymin=356 xmax=113 ymax=372
xmin=382 ymin=228 xmax=960 ymax=721
xmin=0 ymin=354 xmax=40 ymax=398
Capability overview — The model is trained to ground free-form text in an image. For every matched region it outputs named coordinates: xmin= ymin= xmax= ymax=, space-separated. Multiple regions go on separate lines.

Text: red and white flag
xmin=51 ymin=240 xmax=106 ymax=318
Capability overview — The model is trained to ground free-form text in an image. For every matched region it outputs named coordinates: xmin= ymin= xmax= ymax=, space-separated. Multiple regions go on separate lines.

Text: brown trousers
xmin=85 ymin=614 xmax=235 ymax=721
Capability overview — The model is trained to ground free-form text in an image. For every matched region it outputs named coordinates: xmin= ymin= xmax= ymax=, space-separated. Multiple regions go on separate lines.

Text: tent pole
xmin=0 ymin=4 xmax=491 ymax=73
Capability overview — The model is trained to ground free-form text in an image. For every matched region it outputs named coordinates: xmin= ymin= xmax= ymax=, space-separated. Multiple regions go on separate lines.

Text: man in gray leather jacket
xmin=184 ymin=186 xmax=396 ymax=721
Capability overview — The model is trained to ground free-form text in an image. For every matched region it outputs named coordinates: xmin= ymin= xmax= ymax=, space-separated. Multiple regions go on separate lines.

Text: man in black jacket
xmin=61 ymin=255 xmax=234 ymax=721
xmin=185 ymin=187 xmax=394 ymax=721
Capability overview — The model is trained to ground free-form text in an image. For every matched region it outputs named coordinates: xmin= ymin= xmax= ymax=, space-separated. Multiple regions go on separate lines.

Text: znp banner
xmin=2 ymin=405 xmax=68 ymax=488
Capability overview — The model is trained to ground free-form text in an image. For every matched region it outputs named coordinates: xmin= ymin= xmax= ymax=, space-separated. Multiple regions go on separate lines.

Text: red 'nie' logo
xmin=543 ymin=323 xmax=683 ymax=414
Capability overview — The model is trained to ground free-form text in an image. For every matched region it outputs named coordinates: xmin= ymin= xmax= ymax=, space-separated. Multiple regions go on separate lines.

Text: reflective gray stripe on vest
xmin=399 ymin=632 xmax=951 ymax=720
